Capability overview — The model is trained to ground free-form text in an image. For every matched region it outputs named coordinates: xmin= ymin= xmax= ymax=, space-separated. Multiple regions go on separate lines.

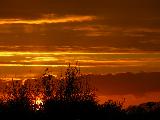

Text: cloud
xmin=98 ymin=92 xmax=160 ymax=107
xmin=0 ymin=15 xmax=96 ymax=25
xmin=92 ymin=72 xmax=160 ymax=96
xmin=0 ymin=0 xmax=159 ymax=52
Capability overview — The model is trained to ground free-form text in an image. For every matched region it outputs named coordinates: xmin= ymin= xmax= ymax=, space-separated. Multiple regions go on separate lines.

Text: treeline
xmin=0 ymin=65 xmax=159 ymax=120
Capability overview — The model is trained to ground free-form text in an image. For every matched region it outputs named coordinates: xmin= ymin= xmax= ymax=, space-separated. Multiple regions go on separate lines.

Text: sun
xmin=32 ymin=97 xmax=43 ymax=111
xmin=36 ymin=97 xmax=43 ymax=105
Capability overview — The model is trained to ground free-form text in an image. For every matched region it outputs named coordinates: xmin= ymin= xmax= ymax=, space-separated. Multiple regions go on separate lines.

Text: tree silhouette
xmin=0 ymin=64 xmax=160 ymax=120
xmin=41 ymin=69 xmax=55 ymax=99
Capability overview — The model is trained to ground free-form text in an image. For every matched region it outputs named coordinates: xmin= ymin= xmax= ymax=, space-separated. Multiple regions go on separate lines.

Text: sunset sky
xmin=0 ymin=0 xmax=160 ymax=106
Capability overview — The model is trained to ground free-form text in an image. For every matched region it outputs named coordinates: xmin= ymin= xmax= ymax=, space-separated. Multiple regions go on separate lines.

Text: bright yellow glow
xmin=0 ymin=15 xmax=95 ymax=25
xmin=35 ymin=98 xmax=43 ymax=106
xmin=32 ymin=96 xmax=44 ymax=111
xmin=0 ymin=51 xmax=159 ymax=68
xmin=0 ymin=51 xmax=159 ymax=56
xmin=0 ymin=64 xmax=94 ymax=68
xmin=31 ymin=57 xmax=58 ymax=62
xmin=0 ymin=64 xmax=67 ymax=67
xmin=78 ymin=59 xmax=142 ymax=63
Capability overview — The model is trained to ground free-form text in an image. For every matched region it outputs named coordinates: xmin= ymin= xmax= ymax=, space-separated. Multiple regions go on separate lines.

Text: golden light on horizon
xmin=35 ymin=98 xmax=43 ymax=105
xmin=0 ymin=51 xmax=160 ymax=80
xmin=1 ymin=51 xmax=160 ymax=56
xmin=32 ymin=96 xmax=44 ymax=111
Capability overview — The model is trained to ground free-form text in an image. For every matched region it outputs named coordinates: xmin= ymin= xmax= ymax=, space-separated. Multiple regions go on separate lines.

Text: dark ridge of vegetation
xmin=0 ymin=64 xmax=160 ymax=120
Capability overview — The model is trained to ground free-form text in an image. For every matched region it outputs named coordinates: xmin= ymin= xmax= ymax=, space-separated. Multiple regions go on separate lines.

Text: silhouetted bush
xmin=126 ymin=102 xmax=160 ymax=120
xmin=0 ymin=64 xmax=160 ymax=120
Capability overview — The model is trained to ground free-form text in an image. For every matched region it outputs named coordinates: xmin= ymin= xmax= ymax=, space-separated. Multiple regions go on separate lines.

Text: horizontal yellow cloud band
xmin=0 ymin=15 xmax=95 ymax=24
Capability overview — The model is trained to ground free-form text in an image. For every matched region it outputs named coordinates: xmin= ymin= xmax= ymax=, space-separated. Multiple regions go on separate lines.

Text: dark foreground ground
xmin=1 ymin=101 xmax=160 ymax=120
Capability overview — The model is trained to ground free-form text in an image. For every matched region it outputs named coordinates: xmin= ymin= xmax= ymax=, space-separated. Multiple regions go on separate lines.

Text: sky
xmin=0 ymin=0 xmax=160 ymax=106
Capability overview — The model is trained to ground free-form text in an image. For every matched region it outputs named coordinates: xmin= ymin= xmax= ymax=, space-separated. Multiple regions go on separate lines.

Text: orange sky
xmin=0 ymin=0 xmax=160 ymax=106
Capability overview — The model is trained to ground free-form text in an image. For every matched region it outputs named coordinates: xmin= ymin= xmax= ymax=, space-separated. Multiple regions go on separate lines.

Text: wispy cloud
xmin=0 ymin=51 xmax=160 ymax=69
xmin=0 ymin=15 xmax=96 ymax=25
